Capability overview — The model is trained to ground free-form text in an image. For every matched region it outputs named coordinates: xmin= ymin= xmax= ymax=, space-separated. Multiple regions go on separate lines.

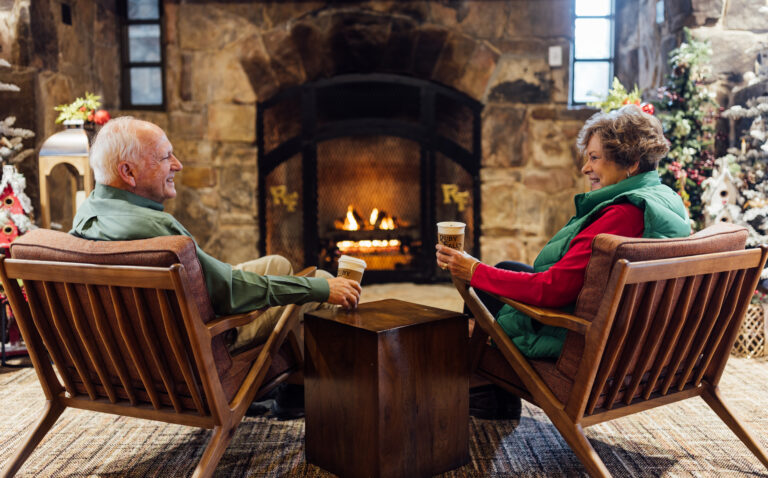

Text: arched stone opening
xmin=240 ymin=9 xmax=498 ymax=103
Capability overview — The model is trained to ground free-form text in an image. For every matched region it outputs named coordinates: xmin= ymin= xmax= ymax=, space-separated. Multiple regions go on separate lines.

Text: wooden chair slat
xmin=64 ymin=283 xmax=117 ymax=403
xmin=642 ymin=275 xmax=697 ymax=399
xmin=155 ymin=288 xmax=206 ymax=415
xmin=677 ymin=271 xmax=732 ymax=391
xmin=4 ymin=259 xmax=175 ymax=289
xmin=693 ymin=269 xmax=746 ymax=386
xmin=109 ymin=285 xmax=162 ymax=410
xmin=603 ymin=281 xmax=660 ymax=411
xmin=586 ymin=283 xmax=640 ymax=415
xmin=133 ymin=288 xmax=184 ymax=413
xmin=707 ymin=252 xmax=768 ymax=385
xmin=0 ymin=259 xmax=63 ymax=400
xmin=623 ymin=278 xmax=680 ymax=405
xmin=23 ymin=281 xmax=78 ymax=395
xmin=659 ymin=273 xmax=715 ymax=395
xmin=86 ymin=284 xmax=138 ymax=405
xmin=623 ymin=249 xmax=763 ymax=284
xmin=42 ymin=281 xmax=98 ymax=400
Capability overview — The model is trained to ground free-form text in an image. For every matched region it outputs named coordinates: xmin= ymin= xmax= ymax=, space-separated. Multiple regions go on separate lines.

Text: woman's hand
xmin=436 ymin=244 xmax=479 ymax=282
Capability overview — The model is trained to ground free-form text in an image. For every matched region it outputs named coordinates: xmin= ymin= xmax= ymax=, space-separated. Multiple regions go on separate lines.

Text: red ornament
xmin=0 ymin=186 xmax=24 ymax=215
xmin=641 ymin=103 xmax=655 ymax=115
xmin=0 ymin=221 xmax=18 ymax=248
xmin=93 ymin=109 xmax=111 ymax=125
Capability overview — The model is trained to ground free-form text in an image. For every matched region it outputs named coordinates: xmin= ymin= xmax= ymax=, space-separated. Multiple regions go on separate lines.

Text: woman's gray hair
xmin=576 ymin=104 xmax=669 ymax=173
xmin=89 ymin=117 xmax=156 ymax=184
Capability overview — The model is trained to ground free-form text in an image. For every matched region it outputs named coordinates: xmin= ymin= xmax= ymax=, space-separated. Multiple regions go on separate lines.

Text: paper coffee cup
xmin=337 ymin=255 xmax=367 ymax=283
xmin=437 ymin=221 xmax=466 ymax=251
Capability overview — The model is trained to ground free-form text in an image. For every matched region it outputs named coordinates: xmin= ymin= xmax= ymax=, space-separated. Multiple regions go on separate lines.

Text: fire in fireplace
xmin=330 ymin=204 xmax=411 ymax=270
xmin=257 ymin=74 xmax=482 ymax=283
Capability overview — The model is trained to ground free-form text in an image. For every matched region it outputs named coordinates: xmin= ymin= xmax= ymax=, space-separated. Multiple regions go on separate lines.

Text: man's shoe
xmin=245 ymin=386 xmax=280 ymax=417
xmin=469 ymin=385 xmax=522 ymax=421
xmin=272 ymin=383 xmax=305 ymax=420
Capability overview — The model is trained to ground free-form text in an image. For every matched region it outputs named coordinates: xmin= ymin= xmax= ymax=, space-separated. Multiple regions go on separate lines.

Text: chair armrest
xmin=295 ymin=266 xmax=316 ymax=278
xmin=206 ymin=265 xmax=319 ymax=337
xmin=499 ymin=297 xmax=591 ymax=335
xmin=453 ymin=277 xmax=591 ymax=335
xmin=207 ymin=309 xmax=265 ymax=337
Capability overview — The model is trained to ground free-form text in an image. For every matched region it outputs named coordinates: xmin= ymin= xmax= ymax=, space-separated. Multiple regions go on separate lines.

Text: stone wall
xmin=9 ymin=0 xmax=592 ymax=268
xmin=616 ymin=0 xmax=768 ymax=136
xmin=0 ymin=0 xmax=121 ymax=222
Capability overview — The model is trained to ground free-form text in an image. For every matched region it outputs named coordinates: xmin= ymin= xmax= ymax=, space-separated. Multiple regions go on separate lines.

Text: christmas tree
xmin=655 ymin=28 xmax=719 ymax=230
xmin=709 ymin=95 xmax=768 ymax=250
xmin=0 ymin=58 xmax=35 ymax=356
xmin=0 ymin=58 xmax=35 ymax=246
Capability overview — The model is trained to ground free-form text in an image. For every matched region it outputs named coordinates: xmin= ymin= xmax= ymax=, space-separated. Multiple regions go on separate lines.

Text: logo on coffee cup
xmin=439 ymin=233 xmax=464 ymax=250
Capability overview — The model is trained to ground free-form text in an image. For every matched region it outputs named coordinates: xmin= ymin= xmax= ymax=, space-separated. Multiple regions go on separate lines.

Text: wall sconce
xmin=38 ymin=125 xmax=94 ymax=229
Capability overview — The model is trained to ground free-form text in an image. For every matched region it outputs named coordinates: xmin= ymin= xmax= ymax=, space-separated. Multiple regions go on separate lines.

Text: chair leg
xmin=1 ymin=400 xmax=65 ymax=478
xmin=550 ymin=417 xmax=611 ymax=478
xmin=702 ymin=386 xmax=768 ymax=470
xmin=192 ymin=425 xmax=237 ymax=478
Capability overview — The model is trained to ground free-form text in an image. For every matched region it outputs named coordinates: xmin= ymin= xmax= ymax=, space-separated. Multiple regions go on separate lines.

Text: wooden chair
xmin=454 ymin=222 xmax=768 ymax=477
xmin=0 ymin=229 xmax=313 ymax=478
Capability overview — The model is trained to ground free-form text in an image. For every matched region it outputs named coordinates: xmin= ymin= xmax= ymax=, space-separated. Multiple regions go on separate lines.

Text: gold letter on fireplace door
xmin=441 ymin=184 xmax=470 ymax=212
xmin=270 ymin=185 xmax=299 ymax=212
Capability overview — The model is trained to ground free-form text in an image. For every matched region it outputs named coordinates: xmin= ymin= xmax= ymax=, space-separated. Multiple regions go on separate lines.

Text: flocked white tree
xmin=0 ymin=59 xmax=34 ymax=165
xmin=711 ymin=96 xmax=768 ymax=251
xmin=0 ymin=58 xmax=35 ymax=240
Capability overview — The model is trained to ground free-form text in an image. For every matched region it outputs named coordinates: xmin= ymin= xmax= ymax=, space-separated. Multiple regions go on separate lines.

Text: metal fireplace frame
xmin=257 ymin=73 xmax=482 ymax=282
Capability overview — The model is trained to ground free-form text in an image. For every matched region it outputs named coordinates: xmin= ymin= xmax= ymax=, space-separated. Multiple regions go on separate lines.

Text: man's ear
xmin=116 ymin=161 xmax=137 ymax=188
xmin=629 ymin=161 xmax=641 ymax=176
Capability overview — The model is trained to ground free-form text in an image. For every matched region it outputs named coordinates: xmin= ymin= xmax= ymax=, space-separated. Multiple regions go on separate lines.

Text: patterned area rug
xmin=1 ymin=358 xmax=768 ymax=477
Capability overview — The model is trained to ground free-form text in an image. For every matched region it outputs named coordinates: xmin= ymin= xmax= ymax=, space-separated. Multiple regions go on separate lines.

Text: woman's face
xmin=581 ymin=135 xmax=633 ymax=191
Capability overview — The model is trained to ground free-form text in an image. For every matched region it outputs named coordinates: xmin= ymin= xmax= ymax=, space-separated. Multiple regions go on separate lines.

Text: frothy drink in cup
xmin=437 ymin=221 xmax=466 ymax=251
xmin=337 ymin=255 xmax=367 ymax=283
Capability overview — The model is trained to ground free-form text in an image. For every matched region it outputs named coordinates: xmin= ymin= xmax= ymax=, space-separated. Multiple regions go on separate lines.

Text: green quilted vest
xmin=496 ymin=170 xmax=690 ymax=358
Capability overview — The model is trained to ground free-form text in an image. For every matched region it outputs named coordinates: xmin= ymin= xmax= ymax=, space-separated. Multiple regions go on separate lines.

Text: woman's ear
xmin=628 ymin=161 xmax=641 ymax=176
xmin=116 ymin=161 xmax=137 ymax=188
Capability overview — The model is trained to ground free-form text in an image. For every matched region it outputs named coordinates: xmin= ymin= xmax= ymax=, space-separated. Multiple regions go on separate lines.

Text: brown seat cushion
xmin=556 ymin=222 xmax=749 ymax=379
xmin=9 ymin=229 xmax=248 ymax=400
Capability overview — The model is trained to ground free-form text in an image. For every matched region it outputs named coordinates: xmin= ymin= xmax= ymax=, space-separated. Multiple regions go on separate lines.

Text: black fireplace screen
xmin=258 ymin=74 xmax=482 ymax=283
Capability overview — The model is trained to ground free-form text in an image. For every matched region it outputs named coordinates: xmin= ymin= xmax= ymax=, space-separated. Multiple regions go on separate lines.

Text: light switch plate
xmin=548 ymin=46 xmax=562 ymax=67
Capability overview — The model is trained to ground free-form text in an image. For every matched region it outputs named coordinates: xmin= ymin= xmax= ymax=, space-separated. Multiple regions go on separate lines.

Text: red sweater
xmin=470 ymin=203 xmax=645 ymax=308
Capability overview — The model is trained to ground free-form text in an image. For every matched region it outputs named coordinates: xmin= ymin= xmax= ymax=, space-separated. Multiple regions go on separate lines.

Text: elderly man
xmin=70 ymin=117 xmax=361 ymax=415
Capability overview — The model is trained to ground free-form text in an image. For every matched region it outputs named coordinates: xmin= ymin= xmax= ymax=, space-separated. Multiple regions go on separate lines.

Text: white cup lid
xmin=437 ymin=221 xmax=466 ymax=232
xmin=338 ymin=255 xmax=367 ymax=269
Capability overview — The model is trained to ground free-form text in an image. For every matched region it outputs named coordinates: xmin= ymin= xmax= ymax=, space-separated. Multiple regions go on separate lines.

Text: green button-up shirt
xmin=70 ymin=184 xmax=329 ymax=315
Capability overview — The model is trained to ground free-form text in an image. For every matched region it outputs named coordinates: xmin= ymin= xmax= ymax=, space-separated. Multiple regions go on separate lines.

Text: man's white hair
xmin=89 ymin=117 xmax=159 ymax=184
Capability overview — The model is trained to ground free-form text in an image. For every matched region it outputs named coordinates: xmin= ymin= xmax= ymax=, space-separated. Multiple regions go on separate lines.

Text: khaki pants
xmin=230 ymin=255 xmax=332 ymax=351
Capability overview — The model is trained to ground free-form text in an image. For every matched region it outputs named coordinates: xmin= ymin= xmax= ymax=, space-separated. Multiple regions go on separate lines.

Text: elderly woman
xmin=437 ymin=105 xmax=690 ymax=417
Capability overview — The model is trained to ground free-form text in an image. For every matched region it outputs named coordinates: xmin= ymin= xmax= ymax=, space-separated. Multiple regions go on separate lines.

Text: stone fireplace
xmin=11 ymin=2 xmax=594 ymax=275
xmin=258 ymin=74 xmax=480 ymax=282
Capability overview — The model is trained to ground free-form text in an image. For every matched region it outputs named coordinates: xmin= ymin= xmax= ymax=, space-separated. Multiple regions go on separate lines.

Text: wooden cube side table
xmin=304 ymin=299 xmax=469 ymax=478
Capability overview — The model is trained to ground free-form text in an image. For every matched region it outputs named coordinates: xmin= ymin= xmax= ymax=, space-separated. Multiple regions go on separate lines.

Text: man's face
xmin=132 ymin=126 xmax=182 ymax=203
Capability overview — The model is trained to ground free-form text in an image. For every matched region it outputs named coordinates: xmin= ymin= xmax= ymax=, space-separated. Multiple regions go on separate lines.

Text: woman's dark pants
xmin=467 ymin=261 xmax=532 ymax=420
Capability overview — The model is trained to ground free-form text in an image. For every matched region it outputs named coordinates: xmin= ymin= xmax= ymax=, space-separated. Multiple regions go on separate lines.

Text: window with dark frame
xmin=570 ymin=0 xmax=615 ymax=105
xmin=122 ymin=0 xmax=164 ymax=108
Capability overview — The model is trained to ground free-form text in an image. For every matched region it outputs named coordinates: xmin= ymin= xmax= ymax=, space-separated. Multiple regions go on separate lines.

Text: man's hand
xmin=326 ymin=277 xmax=363 ymax=309
xmin=436 ymin=244 xmax=479 ymax=282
